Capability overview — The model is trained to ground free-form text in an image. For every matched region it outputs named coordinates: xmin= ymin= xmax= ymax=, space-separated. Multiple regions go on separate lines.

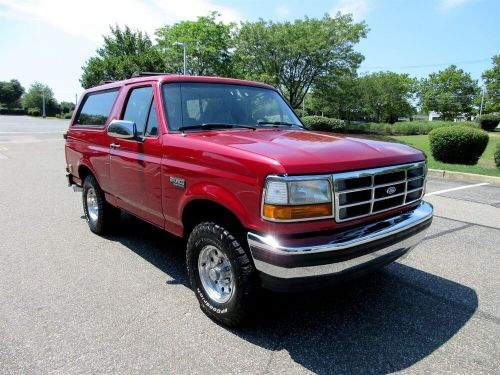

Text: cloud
xmin=439 ymin=0 xmax=475 ymax=9
xmin=0 ymin=0 xmax=241 ymax=42
xmin=275 ymin=5 xmax=291 ymax=17
xmin=330 ymin=0 xmax=372 ymax=21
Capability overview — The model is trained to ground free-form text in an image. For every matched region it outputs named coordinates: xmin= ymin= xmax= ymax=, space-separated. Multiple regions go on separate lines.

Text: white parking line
xmin=425 ymin=183 xmax=489 ymax=196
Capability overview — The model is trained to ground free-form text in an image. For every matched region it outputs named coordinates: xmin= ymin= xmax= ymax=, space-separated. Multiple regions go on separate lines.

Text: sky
xmin=0 ymin=0 xmax=498 ymax=103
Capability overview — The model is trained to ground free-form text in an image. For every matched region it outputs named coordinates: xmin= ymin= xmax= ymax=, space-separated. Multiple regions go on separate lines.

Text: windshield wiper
xmin=257 ymin=121 xmax=303 ymax=128
xmin=178 ymin=123 xmax=257 ymax=132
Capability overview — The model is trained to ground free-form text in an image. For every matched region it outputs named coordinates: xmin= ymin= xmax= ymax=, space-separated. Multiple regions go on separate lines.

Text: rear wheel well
xmin=182 ymin=200 xmax=245 ymax=239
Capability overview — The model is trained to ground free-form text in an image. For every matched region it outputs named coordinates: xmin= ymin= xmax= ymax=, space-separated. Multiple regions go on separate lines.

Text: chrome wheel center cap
xmin=209 ymin=268 xmax=219 ymax=281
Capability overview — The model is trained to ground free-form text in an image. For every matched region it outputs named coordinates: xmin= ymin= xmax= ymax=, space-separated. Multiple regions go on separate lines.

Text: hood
xmin=188 ymin=129 xmax=425 ymax=175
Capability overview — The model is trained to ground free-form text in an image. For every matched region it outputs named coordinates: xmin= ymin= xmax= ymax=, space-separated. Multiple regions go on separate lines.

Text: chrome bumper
xmin=247 ymin=201 xmax=433 ymax=283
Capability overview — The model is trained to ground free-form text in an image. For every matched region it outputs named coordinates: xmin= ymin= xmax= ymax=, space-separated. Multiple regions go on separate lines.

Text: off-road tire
xmin=186 ymin=222 xmax=258 ymax=327
xmin=82 ymin=175 xmax=120 ymax=235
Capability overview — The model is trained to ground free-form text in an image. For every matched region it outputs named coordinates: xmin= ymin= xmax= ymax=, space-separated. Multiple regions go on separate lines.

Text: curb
xmin=428 ymin=169 xmax=500 ymax=185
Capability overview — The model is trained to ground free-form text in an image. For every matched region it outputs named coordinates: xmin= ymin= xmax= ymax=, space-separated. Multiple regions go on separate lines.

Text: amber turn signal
xmin=263 ymin=203 xmax=332 ymax=220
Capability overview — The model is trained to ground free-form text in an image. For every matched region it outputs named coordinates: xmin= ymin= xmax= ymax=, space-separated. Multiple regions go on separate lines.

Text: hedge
xmin=345 ymin=121 xmax=479 ymax=136
xmin=27 ymin=108 xmax=41 ymax=117
xmin=478 ymin=114 xmax=500 ymax=131
xmin=56 ymin=112 xmax=73 ymax=119
xmin=301 ymin=116 xmax=345 ymax=132
xmin=0 ymin=108 xmax=26 ymax=115
xmin=495 ymin=143 xmax=500 ymax=168
xmin=429 ymin=126 xmax=489 ymax=165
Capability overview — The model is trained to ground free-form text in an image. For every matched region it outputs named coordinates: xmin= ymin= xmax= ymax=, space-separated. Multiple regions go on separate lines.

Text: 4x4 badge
xmin=386 ymin=186 xmax=397 ymax=195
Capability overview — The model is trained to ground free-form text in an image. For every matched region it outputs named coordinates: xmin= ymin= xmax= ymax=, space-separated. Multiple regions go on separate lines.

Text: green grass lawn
xmin=391 ymin=131 xmax=500 ymax=177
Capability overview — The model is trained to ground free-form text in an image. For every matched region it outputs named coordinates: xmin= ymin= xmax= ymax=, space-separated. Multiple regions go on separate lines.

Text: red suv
xmin=65 ymin=73 xmax=433 ymax=326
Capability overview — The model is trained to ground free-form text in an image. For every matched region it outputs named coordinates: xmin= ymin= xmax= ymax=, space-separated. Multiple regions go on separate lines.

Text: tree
xmin=59 ymin=101 xmax=76 ymax=114
xmin=235 ymin=14 xmax=368 ymax=108
xmin=482 ymin=55 xmax=500 ymax=113
xmin=357 ymin=72 xmax=417 ymax=123
xmin=0 ymin=79 xmax=24 ymax=108
xmin=156 ymin=11 xmax=237 ymax=76
xmin=80 ymin=26 xmax=164 ymax=89
xmin=309 ymin=73 xmax=361 ymax=120
xmin=21 ymin=82 xmax=59 ymax=116
xmin=419 ymin=65 xmax=480 ymax=120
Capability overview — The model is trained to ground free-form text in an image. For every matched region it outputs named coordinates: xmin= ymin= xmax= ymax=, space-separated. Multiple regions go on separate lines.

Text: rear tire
xmin=82 ymin=175 xmax=120 ymax=235
xmin=186 ymin=222 xmax=258 ymax=327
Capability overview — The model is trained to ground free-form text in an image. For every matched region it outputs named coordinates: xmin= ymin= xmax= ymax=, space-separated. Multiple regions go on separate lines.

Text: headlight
xmin=263 ymin=176 xmax=333 ymax=221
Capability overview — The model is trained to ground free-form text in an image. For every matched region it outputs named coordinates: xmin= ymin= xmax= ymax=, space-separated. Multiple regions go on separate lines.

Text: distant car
xmin=65 ymin=73 xmax=433 ymax=326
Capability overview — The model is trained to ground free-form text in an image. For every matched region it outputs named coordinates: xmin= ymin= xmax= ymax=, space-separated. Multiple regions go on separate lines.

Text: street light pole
xmin=42 ymin=90 xmax=46 ymax=118
xmin=479 ymin=86 xmax=485 ymax=117
xmin=173 ymin=42 xmax=187 ymax=75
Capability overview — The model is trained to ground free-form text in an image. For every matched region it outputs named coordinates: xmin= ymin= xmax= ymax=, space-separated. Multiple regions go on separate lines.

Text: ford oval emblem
xmin=386 ymin=186 xmax=397 ymax=195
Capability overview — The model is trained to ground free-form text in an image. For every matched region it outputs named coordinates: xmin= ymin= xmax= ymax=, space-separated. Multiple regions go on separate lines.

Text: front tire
xmin=186 ymin=222 xmax=258 ymax=326
xmin=82 ymin=175 xmax=120 ymax=235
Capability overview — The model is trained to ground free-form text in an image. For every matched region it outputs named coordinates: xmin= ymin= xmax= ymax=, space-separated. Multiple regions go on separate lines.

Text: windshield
xmin=162 ymin=82 xmax=302 ymax=131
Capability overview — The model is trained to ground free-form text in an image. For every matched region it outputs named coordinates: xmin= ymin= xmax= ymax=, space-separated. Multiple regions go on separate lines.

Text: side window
xmin=145 ymin=101 xmax=159 ymax=137
xmin=75 ymin=90 xmax=118 ymax=126
xmin=123 ymin=86 xmax=153 ymax=137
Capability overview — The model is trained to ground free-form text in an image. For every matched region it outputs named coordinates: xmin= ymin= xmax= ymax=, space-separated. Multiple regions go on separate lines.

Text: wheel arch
xmin=182 ymin=199 xmax=246 ymax=239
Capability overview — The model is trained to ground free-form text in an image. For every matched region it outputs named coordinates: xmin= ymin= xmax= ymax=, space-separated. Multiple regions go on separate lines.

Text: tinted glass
xmin=145 ymin=101 xmax=159 ymax=137
xmin=162 ymin=83 xmax=301 ymax=131
xmin=123 ymin=86 xmax=153 ymax=137
xmin=75 ymin=90 xmax=118 ymax=126
xmin=163 ymin=83 xmax=182 ymax=131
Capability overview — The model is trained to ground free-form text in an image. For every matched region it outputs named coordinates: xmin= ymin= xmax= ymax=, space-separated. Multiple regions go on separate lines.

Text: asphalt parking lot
xmin=1 ymin=115 xmax=499 ymax=374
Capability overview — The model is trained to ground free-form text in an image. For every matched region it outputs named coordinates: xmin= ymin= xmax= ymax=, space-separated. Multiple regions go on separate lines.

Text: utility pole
xmin=42 ymin=90 xmax=46 ymax=118
xmin=173 ymin=42 xmax=187 ymax=75
xmin=75 ymin=93 xmax=78 ymax=107
xmin=479 ymin=86 xmax=485 ymax=117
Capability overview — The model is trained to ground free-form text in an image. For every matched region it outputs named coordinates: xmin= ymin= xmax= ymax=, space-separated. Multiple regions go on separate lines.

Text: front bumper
xmin=247 ymin=201 xmax=433 ymax=291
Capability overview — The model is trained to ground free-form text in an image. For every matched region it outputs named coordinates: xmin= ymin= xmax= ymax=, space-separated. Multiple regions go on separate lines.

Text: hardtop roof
xmin=84 ymin=75 xmax=276 ymax=94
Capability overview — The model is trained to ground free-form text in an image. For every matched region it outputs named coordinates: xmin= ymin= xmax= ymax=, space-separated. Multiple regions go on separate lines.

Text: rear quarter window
xmin=74 ymin=89 xmax=119 ymax=126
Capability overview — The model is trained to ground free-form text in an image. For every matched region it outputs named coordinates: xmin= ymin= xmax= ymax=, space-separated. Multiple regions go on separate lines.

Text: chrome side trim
xmin=248 ymin=201 xmax=432 ymax=255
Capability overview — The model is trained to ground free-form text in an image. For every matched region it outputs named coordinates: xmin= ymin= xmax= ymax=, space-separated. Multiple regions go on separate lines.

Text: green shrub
xmin=495 ymin=143 xmax=500 ymax=168
xmin=301 ymin=116 xmax=345 ymax=132
xmin=55 ymin=112 xmax=73 ymax=119
xmin=27 ymin=108 xmax=41 ymax=117
xmin=429 ymin=126 xmax=489 ymax=165
xmin=0 ymin=108 xmax=26 ymax=115
xmin=478 ymin=114 xmax=500 ymax=131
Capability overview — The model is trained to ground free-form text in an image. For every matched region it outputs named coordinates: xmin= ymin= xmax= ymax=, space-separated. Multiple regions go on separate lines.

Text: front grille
xmin=333 ymin=162 xmax=426 ymax=222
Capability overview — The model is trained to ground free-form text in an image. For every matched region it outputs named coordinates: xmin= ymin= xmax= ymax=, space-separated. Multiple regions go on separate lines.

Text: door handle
xmin=110 ymin=143 xmax=121 ymax=149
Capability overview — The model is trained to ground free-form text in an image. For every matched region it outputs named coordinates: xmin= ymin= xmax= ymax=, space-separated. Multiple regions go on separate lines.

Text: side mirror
xmin=108 ymin=120 xmax=136 ymax=139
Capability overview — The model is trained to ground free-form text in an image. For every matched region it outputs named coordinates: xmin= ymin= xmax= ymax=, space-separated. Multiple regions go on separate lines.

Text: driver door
xmin=108 ymin=84 xmax=164 ymax=227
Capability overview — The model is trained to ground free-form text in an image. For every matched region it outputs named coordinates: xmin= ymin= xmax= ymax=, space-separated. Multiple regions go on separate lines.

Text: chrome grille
xmin=333 ymin=162 xmax=426 ymax=222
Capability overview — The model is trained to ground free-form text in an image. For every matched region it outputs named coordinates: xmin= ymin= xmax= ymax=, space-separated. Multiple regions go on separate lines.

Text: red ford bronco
xmin=65 ymin=73 xmax=433 ymax=326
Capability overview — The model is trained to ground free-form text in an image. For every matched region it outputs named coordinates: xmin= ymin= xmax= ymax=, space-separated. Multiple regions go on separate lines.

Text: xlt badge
xmin=170 ymin=176 xmax=186 ymax=189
